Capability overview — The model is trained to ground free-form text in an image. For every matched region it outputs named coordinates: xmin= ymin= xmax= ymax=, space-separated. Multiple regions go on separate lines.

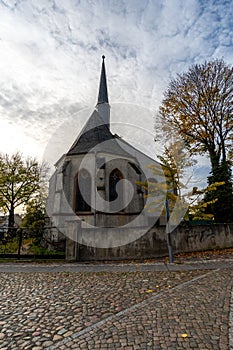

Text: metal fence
xmin=0 ymin=226 xmax=65 ymax=259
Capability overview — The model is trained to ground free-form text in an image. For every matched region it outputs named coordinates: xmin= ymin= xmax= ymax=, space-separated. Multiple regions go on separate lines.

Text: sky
xmin=0 ymin=0 xmax=232 ymax=185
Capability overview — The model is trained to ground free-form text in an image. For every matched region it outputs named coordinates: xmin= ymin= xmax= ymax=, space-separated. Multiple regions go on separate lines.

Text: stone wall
xmin=68 ymin=222 xmax=233 ymax=261
xmin=172 ymin=222 xmax=233 ymax=253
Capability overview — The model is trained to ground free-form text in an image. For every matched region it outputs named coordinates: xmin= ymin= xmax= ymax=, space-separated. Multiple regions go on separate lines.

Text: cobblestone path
xmin=0 ymin=264 xmax=232 ymax=349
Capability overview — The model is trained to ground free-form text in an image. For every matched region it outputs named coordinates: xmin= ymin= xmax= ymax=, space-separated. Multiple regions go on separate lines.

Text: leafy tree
xmin=22 ymin=193 xmax=47 ymax=247
xmin=157 ymin=139 xmax=196 ymax=198
xmin=141 ymin=137 xmax=225 ymax=225
xmin=22 ymin=196 xmax=46 ymax=230
xmin=187 ymin=182 xmax=224 ymax=221
xmin=23 ymin=186 xmax=47 ymax=225
xmin=159 ymin=59 xmax=233 ymax=222
xmin=139 ymin=161 xmax=188 ymax=228
xmin=140 ymin=165 xmax=224 ymax=225
xmin=204 ymin=161 xmax=232 ymax=222
xmin=0 ymin=152 xmax=48 ymax=229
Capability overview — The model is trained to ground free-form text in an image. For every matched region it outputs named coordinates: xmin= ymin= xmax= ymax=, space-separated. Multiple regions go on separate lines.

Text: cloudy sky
xmin=0 ymin=0 xmax=232 ymax=182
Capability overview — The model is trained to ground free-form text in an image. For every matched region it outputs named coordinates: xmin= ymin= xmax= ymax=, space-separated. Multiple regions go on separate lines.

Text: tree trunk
xmin=8 ymin=203 xmax=15 ymax=229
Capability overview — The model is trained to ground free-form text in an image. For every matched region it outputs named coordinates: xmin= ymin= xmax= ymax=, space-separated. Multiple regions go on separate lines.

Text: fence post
xmin=17 ymin=228 xmax=23 ymax=259
xmin=166 ymin=199 xmax=174 ymax=263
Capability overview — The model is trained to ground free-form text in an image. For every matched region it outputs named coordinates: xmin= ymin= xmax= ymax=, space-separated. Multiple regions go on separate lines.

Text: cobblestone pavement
xmin=0 ymin=261 xmax=232 ymax=349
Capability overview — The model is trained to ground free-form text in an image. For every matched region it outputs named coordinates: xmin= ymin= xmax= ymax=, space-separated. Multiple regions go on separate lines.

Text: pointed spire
xmin=97 ymin=55 xmax=109 ymax=104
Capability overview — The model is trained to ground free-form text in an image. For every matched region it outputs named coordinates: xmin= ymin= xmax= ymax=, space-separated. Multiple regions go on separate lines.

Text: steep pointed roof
xmin=97 ymin=55 xmax=109 ymax=104
xmin=67 ymin=56 xmax=134 ymax=159
xmin=67 ymin=110 xmax=133 ymax=158
xmin=67 ymin=110 xmax=112 ymax=155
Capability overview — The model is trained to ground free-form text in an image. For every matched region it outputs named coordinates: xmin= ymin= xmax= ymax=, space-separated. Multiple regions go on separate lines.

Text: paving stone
xmin=53 ymin=334 xmax=63 ymax=341
xmin=57 ymin=328 xmax=68 ymax=335
xmin=42 ymin=340 xmax=54 ymax=347
xmin=0 ymin=261 xmax=232 ymax=349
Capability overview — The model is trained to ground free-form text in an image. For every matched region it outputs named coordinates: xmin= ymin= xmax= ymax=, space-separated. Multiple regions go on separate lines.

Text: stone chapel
xmin=46 ymin=56 xmax=165 ymax=260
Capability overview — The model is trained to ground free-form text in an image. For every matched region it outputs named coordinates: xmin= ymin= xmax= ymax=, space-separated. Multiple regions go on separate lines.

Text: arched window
xmin=75 ymin=169 xmax=91 ymax=212
xmin=109 ymin=169 xmax=123 ymax=211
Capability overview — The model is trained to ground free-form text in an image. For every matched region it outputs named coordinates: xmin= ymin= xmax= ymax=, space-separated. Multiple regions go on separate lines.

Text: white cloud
xmin=0 ymin=0 xmax=232 ymax=183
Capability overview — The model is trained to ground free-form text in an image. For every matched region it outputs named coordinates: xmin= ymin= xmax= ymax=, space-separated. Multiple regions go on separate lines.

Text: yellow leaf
xmin=146 ymin=290 xmax=153 ymax=293
xmin=181 ymin=333 xmax=188 ymax=338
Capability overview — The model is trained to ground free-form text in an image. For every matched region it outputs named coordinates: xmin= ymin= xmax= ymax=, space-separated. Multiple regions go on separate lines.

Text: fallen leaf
xmin=146 ymin=290 xmax=153 ymax=293
xmin=181 ymin=333 xmax=188 ymax=338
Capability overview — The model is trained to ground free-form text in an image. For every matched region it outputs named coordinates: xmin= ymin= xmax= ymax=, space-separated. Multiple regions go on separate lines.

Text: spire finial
xmin=97 ymin=55 xmax=108 ymax=104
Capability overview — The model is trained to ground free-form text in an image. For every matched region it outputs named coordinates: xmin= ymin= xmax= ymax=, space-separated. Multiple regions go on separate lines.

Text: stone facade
xmin=46 ymin=56 xmax=164 ymax=252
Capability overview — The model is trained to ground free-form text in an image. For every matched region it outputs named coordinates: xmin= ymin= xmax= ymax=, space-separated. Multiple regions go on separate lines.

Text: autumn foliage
xmin=159 ymin=59 xmax=233 ymax=222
